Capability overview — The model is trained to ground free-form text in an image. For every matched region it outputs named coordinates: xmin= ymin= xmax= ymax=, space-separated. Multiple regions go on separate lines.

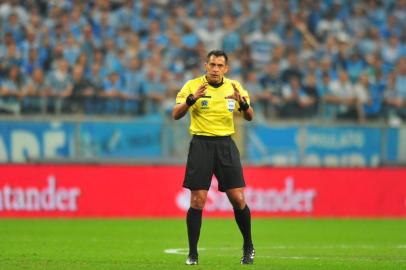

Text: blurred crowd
xmin=1 ymin=0 xmax=406 ymax=124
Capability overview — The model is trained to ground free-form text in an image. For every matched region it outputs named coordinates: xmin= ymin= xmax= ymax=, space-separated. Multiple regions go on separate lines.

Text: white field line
xmin=164 ymin=245 xmax=406 ymax=262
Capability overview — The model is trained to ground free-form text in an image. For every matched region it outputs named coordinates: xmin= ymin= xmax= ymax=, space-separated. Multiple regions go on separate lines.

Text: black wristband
xmin=239 ymin=101 xmax=249 ymax=111
xmin=186 ymin=94 xmax=196 ymax=106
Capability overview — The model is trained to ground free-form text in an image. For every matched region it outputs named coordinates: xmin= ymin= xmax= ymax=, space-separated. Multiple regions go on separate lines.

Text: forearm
xmin=242 ymin=107 xmax=254 ymax=121
xmin=172 ymin=103 xmax=190 ymax=120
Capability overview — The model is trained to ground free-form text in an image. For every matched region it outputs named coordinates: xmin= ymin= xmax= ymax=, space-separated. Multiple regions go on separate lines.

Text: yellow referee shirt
xmin=175 ymin=75 xmax=250 ymax=136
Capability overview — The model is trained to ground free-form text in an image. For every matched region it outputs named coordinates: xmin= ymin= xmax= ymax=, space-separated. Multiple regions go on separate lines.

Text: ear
xmin=224 ymin=64 xmax=229 ymax=74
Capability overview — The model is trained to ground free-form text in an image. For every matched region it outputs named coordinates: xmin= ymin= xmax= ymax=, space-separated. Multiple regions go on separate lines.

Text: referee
xmin=172 ymin=50 xmax=255 ymax=265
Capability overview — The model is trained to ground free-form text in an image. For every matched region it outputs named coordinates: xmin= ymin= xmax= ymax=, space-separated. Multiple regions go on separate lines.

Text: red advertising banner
xmin=0 ymin=165 xmax=405 ymax=218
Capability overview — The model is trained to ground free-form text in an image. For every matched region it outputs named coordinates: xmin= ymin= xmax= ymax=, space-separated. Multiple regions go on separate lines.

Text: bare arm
xmin=172 ymin=102 xmax=190 ymax=120
xmin=292 ymin=16 xmax=320 ymax=49
xmin=241 ymin=102 xmax=254 ymax=121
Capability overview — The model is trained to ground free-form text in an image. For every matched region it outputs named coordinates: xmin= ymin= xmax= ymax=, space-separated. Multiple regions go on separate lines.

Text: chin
xmin=209 ymin=77 xmax=221 ymax=84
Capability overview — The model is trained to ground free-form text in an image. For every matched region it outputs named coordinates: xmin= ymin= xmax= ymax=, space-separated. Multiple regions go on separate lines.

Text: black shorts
xmin=183 ymin=135 xmax=245 ymax=192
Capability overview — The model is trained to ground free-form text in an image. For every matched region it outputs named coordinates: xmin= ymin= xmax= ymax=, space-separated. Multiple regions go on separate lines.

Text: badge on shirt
xmin=227 ymin=99 xmax=235 ymax=112
xmin=201 ymin=100 xmax=208 ymax=109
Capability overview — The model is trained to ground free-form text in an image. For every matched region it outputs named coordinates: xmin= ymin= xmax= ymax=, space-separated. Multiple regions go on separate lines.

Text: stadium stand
xmin=0 ymin=0 xmax=406 ymax=124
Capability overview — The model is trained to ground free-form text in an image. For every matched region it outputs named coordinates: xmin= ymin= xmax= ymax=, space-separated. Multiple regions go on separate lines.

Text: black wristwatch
xmin=239 ymin=100 xmax=249 ymax=111
xmin=186 ymin=94 xmax=196 ymax=106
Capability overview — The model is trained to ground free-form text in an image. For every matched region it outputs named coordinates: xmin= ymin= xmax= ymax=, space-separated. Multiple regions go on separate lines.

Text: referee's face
xmin=205 ymin=55 xmax=228 ymax=84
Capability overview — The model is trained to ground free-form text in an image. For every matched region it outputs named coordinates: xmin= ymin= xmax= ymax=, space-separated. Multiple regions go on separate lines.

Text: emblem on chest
xmin=201 ymin=100 xmax=209 ymax=109
xmin=227 ymin=99 xmax=235 ymax=112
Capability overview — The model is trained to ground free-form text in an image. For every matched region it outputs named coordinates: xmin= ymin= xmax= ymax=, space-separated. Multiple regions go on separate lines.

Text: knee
xmin=228 ymin=193 xmax=246 ymax=210
xmin=190 ymin=194 xmax=207 ymax=209
xmin=230 ymin=198 xmax=246 ymax=210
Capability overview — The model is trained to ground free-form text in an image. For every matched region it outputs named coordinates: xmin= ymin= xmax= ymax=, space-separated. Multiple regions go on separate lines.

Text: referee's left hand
xmin=227 ymin=83 xmax=244 ymax=103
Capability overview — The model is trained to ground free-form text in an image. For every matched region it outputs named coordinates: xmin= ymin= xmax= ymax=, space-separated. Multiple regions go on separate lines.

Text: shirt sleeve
xmin=175 ymin=80 xmax=192 ymax=104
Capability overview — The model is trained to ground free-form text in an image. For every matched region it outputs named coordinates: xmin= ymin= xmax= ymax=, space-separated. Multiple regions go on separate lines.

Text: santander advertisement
xmin=0 ymin=165 xmax=405 ymax=218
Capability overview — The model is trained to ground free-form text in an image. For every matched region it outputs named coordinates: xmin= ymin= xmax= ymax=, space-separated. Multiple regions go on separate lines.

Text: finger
xmin=232 ymin=84 xmax=241 ymax=97
xmin=197 ymin=86 xmax=206 ymax=94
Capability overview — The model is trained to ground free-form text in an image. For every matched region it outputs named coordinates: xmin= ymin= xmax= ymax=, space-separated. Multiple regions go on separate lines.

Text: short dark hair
xmin=207 ymin=50 xmax=228 ymax=64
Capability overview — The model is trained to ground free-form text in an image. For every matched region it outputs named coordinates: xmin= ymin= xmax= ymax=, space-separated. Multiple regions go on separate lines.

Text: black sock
xmin=186 ymin=207 xmax=202 ymax=256
xmin=233 ymin=205 xmax=253 ymax=249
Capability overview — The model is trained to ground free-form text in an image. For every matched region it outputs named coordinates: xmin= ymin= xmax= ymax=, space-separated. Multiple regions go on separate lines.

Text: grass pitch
xmin=0 ymin=218 xmax=405 ymax=270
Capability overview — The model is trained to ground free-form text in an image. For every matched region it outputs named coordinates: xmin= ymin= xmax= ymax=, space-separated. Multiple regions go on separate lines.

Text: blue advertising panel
xmin=246 ymin=124 xmax=299 ymax=165
xmin=385 ymin=127 xmax=399 ymax=164
xmin=79 ymin=121 xmax=162 ymax=158
xmin=0 ymin=121 xmax=73 ymax=162
xmin=304 ymin=126 xmax=382 ymax=166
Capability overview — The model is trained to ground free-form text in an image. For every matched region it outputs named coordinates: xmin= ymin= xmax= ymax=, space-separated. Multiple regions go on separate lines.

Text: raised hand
xmin=227 ymin=83 xmax=243 ymax=103
xmin=193 ymin=83 xmax=208 ymax=100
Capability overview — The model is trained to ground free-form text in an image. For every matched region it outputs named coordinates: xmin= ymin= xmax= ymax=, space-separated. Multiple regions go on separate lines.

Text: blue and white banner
xmin=79 ymin=121 xmax=162 ymax=158
xmin=246 ymin=125 xmax=400 ymax=166
xmin=385 ymin=127 xmax=400 ymax=164
xmin=0 ymin=121 xmax=73 ymax=162
xmin=0 ymin=120 xmax=401 ymax=166
xmin=303 ymin=126 xmax=382 ymax=166
xmin=246 ymin=125 xmax=300 ymax=165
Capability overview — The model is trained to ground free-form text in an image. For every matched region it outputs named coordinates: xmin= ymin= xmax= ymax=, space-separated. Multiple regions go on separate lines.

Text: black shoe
xmin=185 ymin=254 xmax=198 ymax=265
xmin=241 ymin=246 xmax=255 ymax=264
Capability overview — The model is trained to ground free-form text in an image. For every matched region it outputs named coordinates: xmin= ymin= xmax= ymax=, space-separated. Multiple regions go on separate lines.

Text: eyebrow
xmin=209 ymin=62 xmax=225 ymax=67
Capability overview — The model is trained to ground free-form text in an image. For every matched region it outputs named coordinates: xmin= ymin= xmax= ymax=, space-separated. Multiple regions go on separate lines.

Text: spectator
xmin=44 ymin=58 xmax=73 ymax=113
xmin=87 ymin=62 xmax=105 ymax=92
xmin=383 ymin=58 xmax=406 ymax=121
xmin=281 ymin=50 xmax=303 ymax=83
xmin=2 ymin=12 xmax=25 ymax=44
xmin=316 ymin=8 xmax=344 ymax=39
xmin=20 ymin=67 xmax=47 ymax=113
xmin=279 ymin=76 xmax=317 ymax=118
xmin=302 ymin=73 xmax=320 ymax=117
xmin=381 ymin=34 xmax=405 ymax=67
xmin=258 ymin=61 xmax=283 ymax=118
xmin=63 ymin=33 xmax=81 ymax=66
xmin=383 ymin=72 xmax=405 ymax=123
xmin=121 ymin=57 xmax=144 ymax=115
xmin=69 ymin=65 xmax=96 ymax=113
xmin=1 ymin=40 xmax=22 ymax=70
xmin=21 ymin=48 xmax=43 ymax=76
xmin=345 ymin=50 xmax=366 ymax=83
xmin=140 ymin=68 xmax=166 ymax=114
xmin=324 ymin=69 xmax=362 ymax=122
xmin=0 ymin=0 xmax=28 ymax=24
xmin=101 ymin=70 xmax=125 ymax=114
xmin=318 ymin=72 xmax=334 ymax=119
xmin=0 ymin=0 xmax=404 ymax=123
xmin=221 ymin=14 xmax=242 ymax=54
xmin=2 ymin=65 xmax=24 ymax=96
xmin=243 ymin=71 xmax=263 ymax=117
xmin=247 ymin=21 xmax=281 ymax=69
xmin=0 ymin=65 xmax=23 ymax=114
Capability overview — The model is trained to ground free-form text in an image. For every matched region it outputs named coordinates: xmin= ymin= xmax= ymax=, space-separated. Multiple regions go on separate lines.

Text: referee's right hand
xmin=193 ymin=83 xmax=208 ymax=100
